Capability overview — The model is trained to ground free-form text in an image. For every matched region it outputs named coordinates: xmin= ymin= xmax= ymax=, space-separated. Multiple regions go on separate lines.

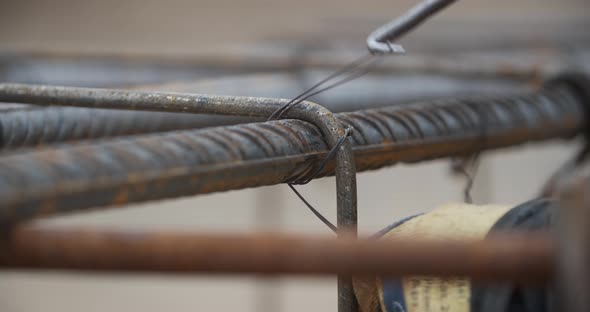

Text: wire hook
xmin=367 ymin=0 xmax=458 ymax=54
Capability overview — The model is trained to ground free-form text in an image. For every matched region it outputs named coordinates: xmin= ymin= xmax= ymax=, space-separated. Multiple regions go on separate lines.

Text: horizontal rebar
xmin=4 ymin=45 xmax=566 ymax=84
xmin=0 ymin=81 xmax=583 ymax=227
xmin=0 ymin=83 xmax=323 ymax=116
xmin=0 ymin=74 xmax=524 ymax=150
xmin=0 ymin=106 xmax=252 ymax=150
xmin=0 ymin=226 xmax=553 ymax=284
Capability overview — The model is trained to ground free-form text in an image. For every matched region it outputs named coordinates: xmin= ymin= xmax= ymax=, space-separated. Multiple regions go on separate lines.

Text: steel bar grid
xmin=0 ymin=76 xmax=587 ymax=312
xmin=0 ymin=80 xmax=584 ymax=227
xmin=0 ymin=83 xmax=359 ymax=230
xmin=0 ymin=82 xmax=360 ymax=312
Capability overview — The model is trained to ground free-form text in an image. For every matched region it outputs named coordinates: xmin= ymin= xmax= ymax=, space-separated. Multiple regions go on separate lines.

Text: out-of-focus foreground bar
xmin=0 ymin=226 xmax=553 ymax=284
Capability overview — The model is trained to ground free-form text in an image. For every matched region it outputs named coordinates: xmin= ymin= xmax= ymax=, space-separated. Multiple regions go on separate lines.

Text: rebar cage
xmin=1 ymin=5 xmax=590 ymax=307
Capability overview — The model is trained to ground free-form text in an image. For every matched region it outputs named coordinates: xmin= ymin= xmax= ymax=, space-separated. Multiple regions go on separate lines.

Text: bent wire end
xmin=367 ymin=0 xmax=458 ymax=55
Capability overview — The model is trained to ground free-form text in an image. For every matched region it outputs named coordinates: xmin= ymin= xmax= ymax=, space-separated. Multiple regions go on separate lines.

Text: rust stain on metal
xmin=0 ymin=226 xmax=554 ymax=284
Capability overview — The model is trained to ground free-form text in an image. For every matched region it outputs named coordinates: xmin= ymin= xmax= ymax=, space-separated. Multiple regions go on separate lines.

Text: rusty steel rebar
xmin=0 ymin=106 xmax=253 ymax=150
xmin=0 ymin=83 xmax=358 ymax=226
xmin=0 ymin=74 xmax=524 ymax=150
xmin=0 ymin=75 xmax=583 ymax=312
xmin=0 ymin=226 xmax=554 ymax=284
xmin=0 ymin=80 xmax=584 ymax=228
xmin=0 ymin=82 xmax=360 ymax=309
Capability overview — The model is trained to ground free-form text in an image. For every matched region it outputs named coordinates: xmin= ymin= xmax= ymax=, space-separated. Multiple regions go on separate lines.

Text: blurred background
xmin=0 ymin=0 xmax=589 ymax=311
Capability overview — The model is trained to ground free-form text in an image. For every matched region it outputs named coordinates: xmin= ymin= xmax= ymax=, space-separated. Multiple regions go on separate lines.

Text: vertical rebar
xmin=555 ymin=168 xmax=590 ymax=312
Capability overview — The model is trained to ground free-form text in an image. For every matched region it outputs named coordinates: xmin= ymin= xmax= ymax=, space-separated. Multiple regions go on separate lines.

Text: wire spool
xmin=354 ymin=199 xmax=553 ymax=312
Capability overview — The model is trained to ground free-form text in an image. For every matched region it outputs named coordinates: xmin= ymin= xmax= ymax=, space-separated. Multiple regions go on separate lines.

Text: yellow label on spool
xmin=402 ymin=277 xmax=469 ymax=312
